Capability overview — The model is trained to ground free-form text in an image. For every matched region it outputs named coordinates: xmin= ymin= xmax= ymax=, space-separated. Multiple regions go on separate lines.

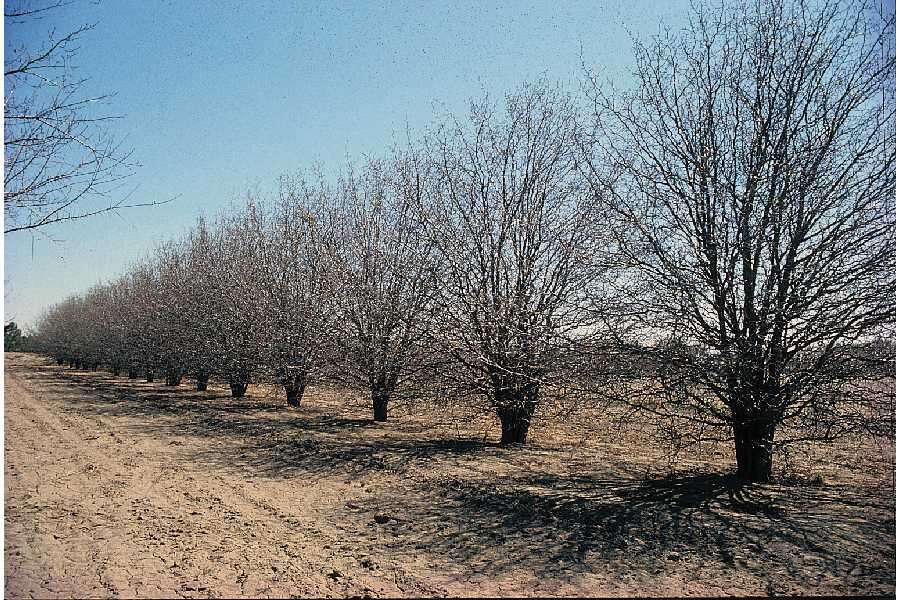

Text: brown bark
xmin=195 ymin=370 xmax=209 ymax=391
xmin=283 ymin=372 xmax=307 ymax=408
xmin=165 ymin=368 xmax=183 ymax=386
xmin=228 ymin=369 xmax=250 ymax=398
xmin=733 ymin=417 xmax=776 ymax=482
xmin=372 ymin=387 xmax=389 ymax=422
xmin=495 ymin=382 xmax=539 ymax=445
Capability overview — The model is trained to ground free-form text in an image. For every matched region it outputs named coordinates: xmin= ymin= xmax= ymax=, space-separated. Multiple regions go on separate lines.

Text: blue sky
xmin=4 ymin=0 xmax=699 ymax=328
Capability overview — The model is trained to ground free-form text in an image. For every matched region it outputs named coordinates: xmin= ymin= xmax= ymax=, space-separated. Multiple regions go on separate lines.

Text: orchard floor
xmin=4 ymin=352 xmax=895 ymax=598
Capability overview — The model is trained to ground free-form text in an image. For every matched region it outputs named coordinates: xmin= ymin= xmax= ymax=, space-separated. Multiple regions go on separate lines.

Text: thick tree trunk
xmin=165 ymin=368 xmax=183 ymax=386
xmin=733 ymin=417 xmax=776 ymax=482
xmin=195 ymin=370 xmax=209 ymax=391
xmin=283 ymin=372 xmax=307 ymax=408
xmin=229 ymin=381 xmax=248 ymax=397
xmin=145 ymin=370 xmax=154 ymax=383
xmin=372 ymin=386 xmax=390 ymax=422
xmin=495 ymin=382 xmax=539 ymax=445
xmin=229 ymin=369 xmax=250 ymax=398
xmin=498 ymin=406 xmax=531 ymax=444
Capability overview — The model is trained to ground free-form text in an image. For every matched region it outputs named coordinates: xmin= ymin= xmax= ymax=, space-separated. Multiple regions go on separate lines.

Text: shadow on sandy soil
xmin=21 ymin=360 xmax=897 ymax=593
xmin=340 ymin=471 xmax=894 ymax=593
xmin=27 ymin=365 xmax=502 ymax=477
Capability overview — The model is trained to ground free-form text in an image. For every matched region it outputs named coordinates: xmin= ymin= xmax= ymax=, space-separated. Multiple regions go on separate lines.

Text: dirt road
xmin=5 ymin=354 xmax=447 ymax=598
xmin=4 ymin=353 xmax=896 ymax=598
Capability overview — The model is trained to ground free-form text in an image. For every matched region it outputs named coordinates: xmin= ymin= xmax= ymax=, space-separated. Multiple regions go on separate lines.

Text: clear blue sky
xmin=4 ymin=0 xmax=698 ymax=329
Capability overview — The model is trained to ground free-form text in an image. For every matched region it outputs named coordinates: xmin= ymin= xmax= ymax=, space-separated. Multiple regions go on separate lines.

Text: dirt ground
xmin=4 ymin=352 xmax=895 ymax=598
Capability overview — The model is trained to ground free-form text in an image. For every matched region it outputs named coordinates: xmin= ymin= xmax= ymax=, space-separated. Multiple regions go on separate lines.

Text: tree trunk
xmin=56 ymin=358 xmax=64 ymax=366
xmin=283 ymin=372 xmax=307 ymax=408
xmin=228 ymin=367 xmax=250 ymax=398
xmin=498 ymin=406 xmax=531 ymax=444
xmin=145 ymin=370 xmax=154 ymax=383
xmin=128 ymin=368 xmax=139 ymax=379
xmin=733 ymin=417 xmax=776 ymax=482
xmin=165 ymin=368 xmax=183 ymax=386
xmin=91 ymin=363 xmax=100 ymax=371
xmin=372 ymin=386 xmax=390 ymax=422
xmin=195 ymin=370 xmax=209 ymax=391
xmin=229 ymin=381 xmax=248 ymax=397
xmin=495 ymin=382 xmax=539 ymax=445
xmin=111 ymin=365 xmax=121 ymax=377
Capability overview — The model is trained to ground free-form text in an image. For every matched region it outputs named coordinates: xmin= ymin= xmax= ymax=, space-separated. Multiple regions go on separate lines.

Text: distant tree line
xmin=28 ymin=0 xmax=895 ymax=483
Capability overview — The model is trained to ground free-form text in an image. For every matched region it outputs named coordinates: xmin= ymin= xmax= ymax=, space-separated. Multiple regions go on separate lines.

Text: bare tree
xmin=331 ymin=153 xmax=438 ymax=421
xmin=102 ymin=276 xmax=135 ymax=376
xmin=176 ymin=218 xmax=221 ymax=390
xmin=204 ymin=204 xmax=267 ymax=397
xmin=124 ymin=263 xmax=168 ymax=382
xmin=423 ymin=82 xmax=599 ymax=444
xmin=3 ymin=0 xmax=164 ymax=234
xmin=588 ymin=0 xmax=895 ymax=481
xmin=32 ymin=295 xmax=81 ymax=367
xmin=251 ymin=178 xmax=338 ymax=407
xmin=153 ymin=241 xmax=196 ymax=386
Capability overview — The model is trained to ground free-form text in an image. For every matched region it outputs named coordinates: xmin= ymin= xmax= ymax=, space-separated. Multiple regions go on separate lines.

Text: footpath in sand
xmin=4 ymin=352 xmax=896 ymax=598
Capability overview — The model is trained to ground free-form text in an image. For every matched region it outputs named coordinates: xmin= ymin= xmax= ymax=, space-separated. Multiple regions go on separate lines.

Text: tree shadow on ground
xmin=343 ymin=471 xmax=894 ymax=593
xmin=27 ymin=363 xmax=510 ymax=477
xmin=18 ymin=360 xmax=897 ymax=594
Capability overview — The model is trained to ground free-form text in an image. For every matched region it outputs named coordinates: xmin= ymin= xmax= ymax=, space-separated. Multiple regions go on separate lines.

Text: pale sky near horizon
xmin=5 ymin=0 xmax=888 ymax=330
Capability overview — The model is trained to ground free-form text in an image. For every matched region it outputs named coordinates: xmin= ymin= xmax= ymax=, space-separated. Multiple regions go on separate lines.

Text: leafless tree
xmin=250 ymin=177 xmax=338 ymax=407
xmin=422 ymin=82 xmax=600 ymax=444
xmin=102 ymin=276 xmax=135 ymax=376
xmin=3 ymin=0 xmax=166 ymax=234
xmin=175 ymin=218 xmax=221 ymax=390
xmin=587 ymin=0 xmax=895 ymax=481
xmin=32 ymin=294 xmax=82 ymax=367
xmin=152 ymin=241 xmax=198 ymax=386
xmin=124 ymin=262 xmax=170 ymax=382
xmin=32 ymin=282 xmax=115 ymax=371
xmin=203 ymin=204 xmax=267 ymax=397
xmin=331 ymin=154 xmax=438 ymax=421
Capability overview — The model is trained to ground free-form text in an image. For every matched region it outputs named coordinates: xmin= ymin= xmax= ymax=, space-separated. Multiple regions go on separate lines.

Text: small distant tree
xmin=125 ymin=264 xmax=167 ymax=381
xmin=105 ymin=276 xmax=138 ymax=377
xmin=589 ymin=0 xmax=895 ymax=481
xmin=175 ymin=219 xmax=220 ymax=391
xmin=4 ymin=321 xmax=23 ymax=351
xmin=153 ymin=242 xmax=195 ymax=386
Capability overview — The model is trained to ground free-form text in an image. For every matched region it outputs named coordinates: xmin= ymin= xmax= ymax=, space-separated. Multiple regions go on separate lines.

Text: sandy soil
xmin=4 ymin=352 xmax=895 ymax=598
